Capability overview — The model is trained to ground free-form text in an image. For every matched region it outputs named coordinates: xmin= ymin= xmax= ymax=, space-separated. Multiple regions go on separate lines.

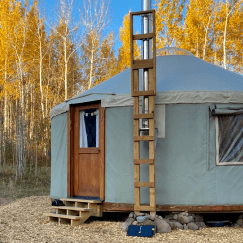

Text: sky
xmin=36 ymin=0 xmax=156 ymax=54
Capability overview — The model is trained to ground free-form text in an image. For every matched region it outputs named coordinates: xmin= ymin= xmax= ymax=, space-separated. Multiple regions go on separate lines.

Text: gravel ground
xmin=0 ymin=196 xmax=243 ymax=242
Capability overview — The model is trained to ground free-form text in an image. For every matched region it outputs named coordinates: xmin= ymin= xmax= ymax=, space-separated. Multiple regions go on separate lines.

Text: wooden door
xmin=72 ymin=103 xmax=105 ymax=199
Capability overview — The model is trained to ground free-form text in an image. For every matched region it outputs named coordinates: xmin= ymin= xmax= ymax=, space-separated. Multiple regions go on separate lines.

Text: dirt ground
xmin=0 ymin=196 xmax=243 ymax=242
xmin=0 ymin=198 xmax=14 ymax=207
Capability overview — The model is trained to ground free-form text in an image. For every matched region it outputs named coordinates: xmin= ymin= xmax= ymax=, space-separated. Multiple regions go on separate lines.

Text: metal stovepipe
xmin=141 ymin=0 xmax=152 ymax=132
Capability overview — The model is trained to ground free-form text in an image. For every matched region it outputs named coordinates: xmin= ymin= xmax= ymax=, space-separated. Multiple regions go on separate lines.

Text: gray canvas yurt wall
xmin=50 ymin=54 xmax=243 ymax=206
xmin=104 ymin=102 xmax=243 ymax=205
xmin=50 ymin=112 xmax=68 ymax=199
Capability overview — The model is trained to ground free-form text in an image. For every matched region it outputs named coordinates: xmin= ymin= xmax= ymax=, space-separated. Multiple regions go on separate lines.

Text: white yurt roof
xmin=51 ymin=55 xmax=243 ymax=118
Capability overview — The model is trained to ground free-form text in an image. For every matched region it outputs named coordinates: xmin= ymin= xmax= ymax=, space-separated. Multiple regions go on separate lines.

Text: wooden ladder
xmin=130 ymin=10 xmax=156 ymax=216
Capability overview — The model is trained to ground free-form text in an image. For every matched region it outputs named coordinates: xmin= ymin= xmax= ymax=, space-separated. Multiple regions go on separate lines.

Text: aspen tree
xmin=80 ymin=0 xmax=110 ymax=90
xmin=180 ymin=0 xmax=215 ymax=61
xmin=27 ymin=1 xmax=49 ymax=120
xmin=155 ymin=0 xmax=185 ymax=48
xmin=52 ymin=0 xmax=82 ymax=100
xmin=96 ymin=32 xmax=118 ymax=84
xmin=229 ymin=0 xmax=243 ymax=73
xmin=215 ymin=0 xmax=242 ymax=69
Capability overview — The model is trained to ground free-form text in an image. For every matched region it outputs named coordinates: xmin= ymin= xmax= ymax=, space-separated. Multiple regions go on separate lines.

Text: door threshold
xmin=72 ymin=196 xmax=103 ymax=201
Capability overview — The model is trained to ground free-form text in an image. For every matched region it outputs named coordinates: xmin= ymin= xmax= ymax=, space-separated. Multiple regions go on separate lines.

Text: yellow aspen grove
xmin=155 ymin=0 xmax=185 ymax=49
xmin=117 ymin=12 xmax=141 ymax=71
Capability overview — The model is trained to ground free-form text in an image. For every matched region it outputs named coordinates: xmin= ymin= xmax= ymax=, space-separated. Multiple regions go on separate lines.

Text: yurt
xmin=50 ymin=49 xmax=243 ymax=214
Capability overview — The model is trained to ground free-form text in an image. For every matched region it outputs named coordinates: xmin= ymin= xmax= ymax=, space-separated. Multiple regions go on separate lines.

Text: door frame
xmin=67 ymin=101 xmax=105 ymax=200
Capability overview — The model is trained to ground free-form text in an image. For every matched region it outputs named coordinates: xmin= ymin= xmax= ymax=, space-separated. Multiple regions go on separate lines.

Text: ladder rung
xmin=134 ymin=136 xmax=154 ymax=141
xmin=133 ymin=113 xmax=154 ymax=119
xmin=133 ymin=33 xmax=154 ymax=40
xmin=134 ymin=205 xmax=156 ymax=212
xmin=134 ymin=182 xmax=155 ymax=188
xmin=131 ymin=9 xmax=155 ymax=16
xmin=133 ymin=59 xmax=153 ymax=69
xmin=132 ymin=90 xmax=155 ymax=97
xmin=134 ymin=159 xmax=154 ymax=165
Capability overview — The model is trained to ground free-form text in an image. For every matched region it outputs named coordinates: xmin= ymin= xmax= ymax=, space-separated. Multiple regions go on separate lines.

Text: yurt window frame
xmin=215 ymin=115 xmax=243 ymax=165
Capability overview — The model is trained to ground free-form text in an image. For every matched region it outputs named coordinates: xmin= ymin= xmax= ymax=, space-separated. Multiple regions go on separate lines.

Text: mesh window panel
xmin=218 ymin=114 xmax=243 ymax=162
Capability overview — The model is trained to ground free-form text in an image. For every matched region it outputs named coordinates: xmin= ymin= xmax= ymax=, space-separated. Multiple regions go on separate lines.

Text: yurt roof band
xmin=51 ymin=90 xmax=243 ymax=119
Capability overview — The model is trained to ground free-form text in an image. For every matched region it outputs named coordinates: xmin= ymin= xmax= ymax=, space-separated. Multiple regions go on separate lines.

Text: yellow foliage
xmin=117 ymin=12 xmax=141 ymax=71
xmin=155 ymin=0 xmax=185 ymax=49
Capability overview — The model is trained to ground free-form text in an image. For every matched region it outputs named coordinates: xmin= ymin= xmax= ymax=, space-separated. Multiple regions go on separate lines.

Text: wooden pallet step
xmin=52 ymin=206 xmax=92 ymax=212
xmin=133 ymin=33 xmax=154 ymax=40
xmin=132 ymin=90 xmax=155 ymax=97
xmin=134 ymin=182 xmax=155 ymax=188
xmin=133 ymin=113 xmax=154 ymax=119
xmin=133 ymin=59 xmax=153 ymax=69
xmin=134 ymin=136 xmax=154 ymax=141
xmin=43 ymin=213 xmax=81 ymax=220
xmin=60 ymin=198 xmax=101 ymax=203
xmin=134 ymin=205 xmax=156 ymax=212
xmin=134 ymin=159 xmax=154 ymax=164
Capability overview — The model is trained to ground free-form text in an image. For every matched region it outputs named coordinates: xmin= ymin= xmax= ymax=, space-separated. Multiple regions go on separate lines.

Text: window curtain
xmin=96 ymin=110 xmax=99 ymax=147
xmin=79 ymin=111 xmax=88 ymax=148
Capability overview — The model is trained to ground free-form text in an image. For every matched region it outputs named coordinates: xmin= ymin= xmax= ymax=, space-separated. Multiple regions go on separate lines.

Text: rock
xmin=136 ymin=216 xmax=149 ymax=223
xmin=132 ymin=221 xmax=138 ymax=225
xmin=121 ymin=218 xmax=134 ymax=232
xmin=137 ymin=213 xmax=145 ymax=216
xmin=138 ymin=220 xmax=155 ymax=226
xmin=188 ymin=222 xmax=199 ymax=230
xmin=149 ymin=214 xmax=156 ymax=221
xmin=183 ymin=224 xmax=189 ymax=230
xmin=180 ymin=212 xmax=188 ymax=217
xmin=129 ymin=212 xmax=135 ymax=218
xmin=194 ymin=215 xmax=204 ymax=222
xmin=154 ymin=218 xmax=171 ymax=233
xmin=236 ymin=219 xmax=243 ymax=226
xmin=173 ymin=214 xmax=178 ymax=220
xmin=164 ymin=219 xmax=183 ymax=230
xmin=188 ymin=216 xmax=194 ymax=223
xmin=239 ymin=214 xmax=243 ymax=219
xmin=158 ymin=216 xmax=163 ymax=220
xmin=165 ymin=214 xmax=173 ymax=220
xmin=234 ymin=223 xmax=240 ymax=227
xmin=177 ymin=215 xmax=189 ymax=224
xmin=195 ymin=222 xmax=206 ymax=228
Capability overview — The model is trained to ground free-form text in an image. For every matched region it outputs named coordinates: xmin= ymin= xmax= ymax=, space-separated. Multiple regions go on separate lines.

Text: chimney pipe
xmin=141 ymin=0 xmax=152 ymax=132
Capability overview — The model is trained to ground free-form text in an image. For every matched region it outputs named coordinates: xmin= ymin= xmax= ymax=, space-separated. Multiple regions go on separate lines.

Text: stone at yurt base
xmin=122 ymin=212 xmax=209 ymax=234
xmin=234 ymin=214 xmax=243 ymax=227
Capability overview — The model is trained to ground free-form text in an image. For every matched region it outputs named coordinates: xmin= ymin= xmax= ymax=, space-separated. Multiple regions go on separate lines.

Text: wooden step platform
xmin=43 ymin=198 xmax=103 ymax=226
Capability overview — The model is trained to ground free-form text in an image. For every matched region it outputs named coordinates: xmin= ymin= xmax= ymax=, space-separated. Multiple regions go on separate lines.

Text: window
xmin=215 ymin=114 xmax=243 ymax=165
xmin=80 ymin=109 xmax=99 ymax=148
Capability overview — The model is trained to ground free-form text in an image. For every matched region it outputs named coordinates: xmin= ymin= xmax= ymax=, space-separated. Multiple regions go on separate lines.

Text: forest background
xmin=0 ymin=0 xmax=242 ymax=181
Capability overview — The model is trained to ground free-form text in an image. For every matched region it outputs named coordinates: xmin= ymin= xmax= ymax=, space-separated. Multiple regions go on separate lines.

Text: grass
xmin=0 ymin=166 xmax=51 ymax=202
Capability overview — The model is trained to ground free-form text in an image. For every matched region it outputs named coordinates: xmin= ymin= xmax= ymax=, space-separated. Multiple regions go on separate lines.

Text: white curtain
xmin=96 ymin=110 xmax=99 ymax=147
xmin=79 ymin=111 xmax=88 ymax=148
